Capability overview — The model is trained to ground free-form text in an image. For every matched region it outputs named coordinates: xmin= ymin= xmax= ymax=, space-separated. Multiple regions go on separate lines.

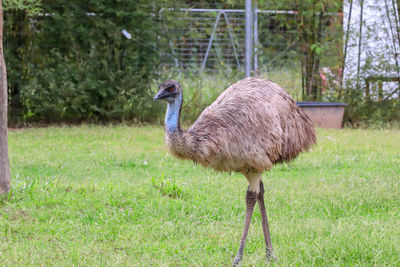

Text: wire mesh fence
xmin=159 ymin=7 xmax=340 ymax=74
xmin=160 ymin=1 xmax=400 ymax=102
xmin=160 ymin=7 xmax=304 ymax=72
xmin=159 ymin=8 xmax=246 ymax=71
xmin=3 ymin=1 xmax=400 ymax=107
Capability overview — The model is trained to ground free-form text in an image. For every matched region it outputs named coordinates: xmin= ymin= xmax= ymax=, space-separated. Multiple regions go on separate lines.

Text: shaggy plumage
xmin=164 ymin=77 xmax=316 ymax=174
xmin=154 ymin=77 xmax=316 ymax=265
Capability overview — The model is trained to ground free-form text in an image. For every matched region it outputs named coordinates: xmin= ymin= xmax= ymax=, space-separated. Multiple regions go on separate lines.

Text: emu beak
xmin=153 ymin=91 xmax=166 ymax=101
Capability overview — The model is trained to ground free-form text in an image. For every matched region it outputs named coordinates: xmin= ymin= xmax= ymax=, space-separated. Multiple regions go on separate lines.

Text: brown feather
xmin=165 ymin=77 xmax=316 ymax=175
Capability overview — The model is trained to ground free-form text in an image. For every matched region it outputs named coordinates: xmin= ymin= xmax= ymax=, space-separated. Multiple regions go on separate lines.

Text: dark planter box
xmin=296 ymin=102 xmax=347 ymax=129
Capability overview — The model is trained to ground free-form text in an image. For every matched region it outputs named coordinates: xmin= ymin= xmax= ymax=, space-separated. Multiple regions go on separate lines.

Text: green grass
xmin=1 ymin=126 xmax=399 ymax=266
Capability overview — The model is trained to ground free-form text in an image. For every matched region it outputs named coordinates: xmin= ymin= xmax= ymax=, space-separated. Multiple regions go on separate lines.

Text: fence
xmin=160 ymin=7 xmax=336 ymax=73
xmin=161 ymin=8 xmax=299 ymax=72
xmin=160 ymin=8 xmax=247 ymax=71
xmin=161 ymin=3 xmax=400 ymax=103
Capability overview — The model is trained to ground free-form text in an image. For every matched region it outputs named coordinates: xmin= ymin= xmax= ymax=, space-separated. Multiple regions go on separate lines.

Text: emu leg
xmin=233 ymin=188 xmax=257 ymax=266
xmin=258 ymin=181 xmax=275 ymax=260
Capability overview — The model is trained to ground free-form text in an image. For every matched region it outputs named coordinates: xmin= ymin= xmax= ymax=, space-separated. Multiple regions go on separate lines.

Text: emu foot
xmin=232 ymin=254 xmax=242 ymax=266
xmin=266 ymin=248 xmax=277 ymax=262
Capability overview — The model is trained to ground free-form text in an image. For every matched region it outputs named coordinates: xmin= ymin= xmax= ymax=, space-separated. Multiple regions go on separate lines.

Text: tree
xmin=0 ymin=0 xmax=10 ymax=195
xmin=293 ymin=0 xmax=342 ymax=101
xmin=256 ymin=0 xmax=342 ymax=101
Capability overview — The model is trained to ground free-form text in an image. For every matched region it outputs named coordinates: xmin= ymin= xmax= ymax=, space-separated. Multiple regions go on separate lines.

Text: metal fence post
xmin=201 ymin=12 xmax=222 ymax=71
xmin=253 ymin=4 xmax=258 ymax=73
xmin=223 ymin=12 xmax=241 ymax=69
xmin=245 ymin=0 xmax=253 ymax=77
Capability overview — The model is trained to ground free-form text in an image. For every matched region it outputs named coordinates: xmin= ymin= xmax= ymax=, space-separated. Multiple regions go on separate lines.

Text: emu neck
xmin=165 ymin=94 xmax=183 ymax=133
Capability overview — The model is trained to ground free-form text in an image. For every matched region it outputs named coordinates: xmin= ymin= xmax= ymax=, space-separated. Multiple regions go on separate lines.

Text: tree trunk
xmin=313 ymin=10 xmax=324 ymax=100
xmin=297 ymin=0 xmax=323 ymax=101
xmin=0 ymin=0 xmax=11 ymax=196
xmin=339 ymin=0 xmax=353 ymax=101
xmin=356 ymin=0 xmax=364 ymax=91
xmin=394 ymin=0 xmax=400 ymax=101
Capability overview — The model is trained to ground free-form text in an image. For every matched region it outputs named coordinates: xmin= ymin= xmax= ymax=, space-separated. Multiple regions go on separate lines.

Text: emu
xmin=154 ymin=77 xmax=316 ymax=265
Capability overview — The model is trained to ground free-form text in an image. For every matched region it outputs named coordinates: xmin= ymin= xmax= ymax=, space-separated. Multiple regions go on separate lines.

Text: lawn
xmin=1 ymin=126 xmax=399 ymax=266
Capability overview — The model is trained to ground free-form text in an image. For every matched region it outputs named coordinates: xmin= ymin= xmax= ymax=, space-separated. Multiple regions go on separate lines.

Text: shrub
xmin=5 ymin=0 xmax=168 ymax=124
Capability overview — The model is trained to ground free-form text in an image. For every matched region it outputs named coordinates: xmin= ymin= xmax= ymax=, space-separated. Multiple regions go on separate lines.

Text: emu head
xmin=153 ymin=80 xmax=182 ymax=103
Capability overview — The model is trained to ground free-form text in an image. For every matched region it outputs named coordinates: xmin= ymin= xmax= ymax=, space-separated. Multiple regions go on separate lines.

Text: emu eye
xmin=167 ymin=87 xmax=175 ymax=92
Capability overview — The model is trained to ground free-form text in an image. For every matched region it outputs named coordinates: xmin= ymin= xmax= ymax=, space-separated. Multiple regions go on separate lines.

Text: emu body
xmin=154 ymin=77 xmax=316 ymax=265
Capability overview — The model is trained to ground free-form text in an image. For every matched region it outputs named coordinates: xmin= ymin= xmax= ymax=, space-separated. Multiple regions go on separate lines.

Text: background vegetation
xmin=4 ymin=0 xmax=167 ymax=124
xmin=1 ymin=126 xmax=399 ymax=265
xmin=3 ymin=0 xmax=400 ymax=126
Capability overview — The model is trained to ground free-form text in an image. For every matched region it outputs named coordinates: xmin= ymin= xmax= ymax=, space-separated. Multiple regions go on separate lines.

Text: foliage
xmin=152 ymin=174 xmax=185 ymax=199
xmin=3 ymin=0 xmax=399 ymax=125
xmin=1 ymin=126 xmax=399 ymax=265
xmin=344 ymin=83 xmax=400 ymax=126
xmin=4 ymin=0 xmax=171 ymax=124
xmin=258 ymin=0 xmax=343 ymax=101
xmin=340 ymin=0 xmax=400 ymax=124
xmin=183 ymin=0 xmax=343 ymax=102
xmin=3 ymin=0 xmax=42 ymax=15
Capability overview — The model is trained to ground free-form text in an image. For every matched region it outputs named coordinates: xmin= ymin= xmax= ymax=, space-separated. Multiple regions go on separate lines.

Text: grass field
xmin=1 ymin=126 xmax=399 ymax=266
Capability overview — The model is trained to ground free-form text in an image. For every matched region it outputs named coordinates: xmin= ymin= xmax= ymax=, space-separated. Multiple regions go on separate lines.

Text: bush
xmin=5 ymin=0 xmax=168 ymax=124
xmin=344 ymin=86 xmax=400 ymax=126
